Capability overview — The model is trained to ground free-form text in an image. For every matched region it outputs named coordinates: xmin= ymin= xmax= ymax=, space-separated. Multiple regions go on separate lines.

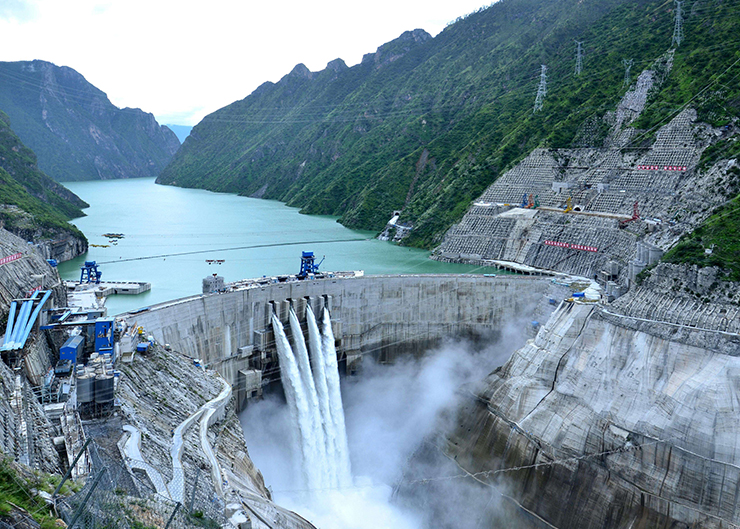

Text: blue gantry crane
xmin=297 ymin=251 xmax=325 ymax=279
xmin=80 ymin=261 xmax=102 ymax=284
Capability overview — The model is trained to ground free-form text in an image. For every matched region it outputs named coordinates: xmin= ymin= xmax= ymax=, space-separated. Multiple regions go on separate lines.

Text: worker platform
xmin=64 ymin=280 xmax=151 ymax=297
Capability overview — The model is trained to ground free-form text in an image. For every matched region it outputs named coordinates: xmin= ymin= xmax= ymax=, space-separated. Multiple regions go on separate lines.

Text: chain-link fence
xmin=57 ymin=442 xmax=225 ymax=529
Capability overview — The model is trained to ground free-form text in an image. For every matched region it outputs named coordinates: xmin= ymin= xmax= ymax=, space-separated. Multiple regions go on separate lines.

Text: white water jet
xmin=271 ymin=313 xmax=322 ymax=491
xmin=322 ymin=307 xmax=352 ymax=486
xmin=306 ymin=305 xmax=338 ymax=488
xmin=271 ymin=306 xmax=353 ymax=495
xmin=288 ymin=308 xmax=330 ymax=489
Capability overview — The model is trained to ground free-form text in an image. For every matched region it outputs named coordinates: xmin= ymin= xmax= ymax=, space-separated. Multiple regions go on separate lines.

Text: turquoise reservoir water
xmin=58 ymin=178 xmax=505 ymax=315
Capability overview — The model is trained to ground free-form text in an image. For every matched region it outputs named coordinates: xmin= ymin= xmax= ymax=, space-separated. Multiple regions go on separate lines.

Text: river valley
xmin=56 ymin=178 xmax=504 ymax=316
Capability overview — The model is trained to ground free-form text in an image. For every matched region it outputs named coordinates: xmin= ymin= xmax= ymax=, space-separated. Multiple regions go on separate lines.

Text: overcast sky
xmin=0 ymin=0 xmax=491 ymax=126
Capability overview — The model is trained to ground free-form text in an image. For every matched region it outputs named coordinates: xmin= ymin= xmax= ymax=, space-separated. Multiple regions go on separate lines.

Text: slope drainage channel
xmin=122 ymin=425 xmax=171 ymax=499
xmin=199 ymin=377 xmax=232 ymax=497
xmin=121 ymin=376 xmax=231 ymax=504
xmin=169 ymin=407 xmax=205 ymax=503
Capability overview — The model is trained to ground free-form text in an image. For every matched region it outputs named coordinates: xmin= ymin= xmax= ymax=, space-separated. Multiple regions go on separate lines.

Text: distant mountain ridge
xmin=157 ymin=0 xmax=740 ymax=247
xmin=0 ymin=60 xmax=180 ymax=181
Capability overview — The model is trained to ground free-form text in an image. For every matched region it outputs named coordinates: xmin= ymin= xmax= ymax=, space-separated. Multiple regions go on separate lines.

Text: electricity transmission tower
xmin=672 ymin=0 xmax=684 ymax=47
xmin=575 ymin=41 xmax=583 ymax=76
xmin=534 ymin=65 xmax=547 ymax=112
xmin=622 ymin=59 xmax=634 ymax=88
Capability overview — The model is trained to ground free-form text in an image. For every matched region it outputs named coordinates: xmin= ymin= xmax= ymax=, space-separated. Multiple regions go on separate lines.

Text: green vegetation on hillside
xmin=159 ymin=0 xmax=740 ymax=248
xmin=0 ymin=457 xmax=76 ymax=529
xmin=664 ymin=191 xmax=740 ymax=280
xmin=0 ymin=111 xmax=86 ymax=241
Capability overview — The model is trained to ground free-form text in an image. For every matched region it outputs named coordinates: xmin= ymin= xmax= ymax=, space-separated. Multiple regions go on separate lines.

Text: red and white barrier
xmin=636 ymin=165 xmax=687 ymax=171
xmin=0 ymin=252 xmax=22 ymax=266
xmin=544 ymin=240 xmax=598 ymax=252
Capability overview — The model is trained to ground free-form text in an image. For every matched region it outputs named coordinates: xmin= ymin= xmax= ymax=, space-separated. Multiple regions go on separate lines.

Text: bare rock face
xmin=0 ymin=210 xmax=87 ymax=262
xmin=362 ymin=29 xmax=432 ymax=69
xmin=0 ymin=227 xmax=67 ymax=316
xmin=34 ymin=234 xmax=87 ymax=263
xmin=446 ymin=300 xmax=740 ymax=528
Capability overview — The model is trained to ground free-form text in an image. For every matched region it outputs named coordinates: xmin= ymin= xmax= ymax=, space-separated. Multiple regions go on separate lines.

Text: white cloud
xmin=0 ymin=0 xmax=493 ymax=125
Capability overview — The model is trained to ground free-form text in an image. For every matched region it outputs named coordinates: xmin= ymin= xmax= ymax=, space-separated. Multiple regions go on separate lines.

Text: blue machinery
xmin=298 ymin=251 xmax=324 ymax=279
xmin=1 ymin=290 xmax=53 ymax=352
xmin=1 ymin=289 xmax=114 ymax=357
xmin=80 ymin=261 xmax=102 ymax=284
xmin=41 ymin=316 xmax=115 ymax=357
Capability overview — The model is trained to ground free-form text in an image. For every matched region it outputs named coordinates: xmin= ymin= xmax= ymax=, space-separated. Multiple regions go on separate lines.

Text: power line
xmin=267 ymin=434 xmax=677 ymax=494
xmin=94 ymin=237 xmax=373 ymax=265
xmin=575 ymin=41 xmax=584 ymax=76
xmin=672 ymin=0 xmax=685 ymax=47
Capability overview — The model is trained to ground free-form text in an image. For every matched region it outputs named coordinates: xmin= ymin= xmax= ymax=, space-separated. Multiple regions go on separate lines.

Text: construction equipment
xmin=297 ymin=251 xmax=325 ymax=279
xmin=619 ymin=202 xmax=640 ymax=229
xmin=521 ymin=194 xmax=541 ymax=209
xmin=80 ymin=261 xmax=102 ymax=284
xmin=564 ymin=197 xmax=573 ymax=213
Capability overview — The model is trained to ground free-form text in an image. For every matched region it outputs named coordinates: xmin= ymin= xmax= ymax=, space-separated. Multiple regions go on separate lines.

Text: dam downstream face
xmin=239 ymin=317 xmax=528 ymax=529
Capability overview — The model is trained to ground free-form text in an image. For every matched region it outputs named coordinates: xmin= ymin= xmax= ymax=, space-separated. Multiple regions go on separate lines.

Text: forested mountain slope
xmin=158 ymin=0 xmax=740 ymax=248
xmin=0 ymin=60 xmax=180 ymax=182
xmin=0 ymin=110 xmax=87 ymax=256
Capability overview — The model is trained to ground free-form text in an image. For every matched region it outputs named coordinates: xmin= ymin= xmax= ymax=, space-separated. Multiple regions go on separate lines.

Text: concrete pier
xmin=65 ymin=280 xmax=151 ymax=297
xmin=127 ymin=274 xmax=560 ymax=409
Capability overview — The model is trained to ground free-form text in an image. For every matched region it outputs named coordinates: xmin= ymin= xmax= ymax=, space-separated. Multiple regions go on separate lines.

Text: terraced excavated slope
xmin=112 ymin=343 xmax=315 ymax=529
xmin=421 ymin=46 xmax=740 ymax=527
xmin=434 ymin=54 xmax=737 ymax=286
xmin=0 ymin=228 xmax=69 ymax=475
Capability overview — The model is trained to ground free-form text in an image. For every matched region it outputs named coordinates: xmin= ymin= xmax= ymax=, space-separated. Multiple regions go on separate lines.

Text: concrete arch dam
xmin=130 ymin=274 xmax=555 ymax=409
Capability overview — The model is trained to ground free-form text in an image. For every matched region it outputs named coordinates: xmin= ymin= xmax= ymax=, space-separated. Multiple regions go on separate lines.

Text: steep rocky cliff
xmin=0 ymin=60 xmax=180 ymax=181
xmin=441 ymin=290 xmax=740 ymax=528
xmin=0 ymin=111 xmax=87 ymax=261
